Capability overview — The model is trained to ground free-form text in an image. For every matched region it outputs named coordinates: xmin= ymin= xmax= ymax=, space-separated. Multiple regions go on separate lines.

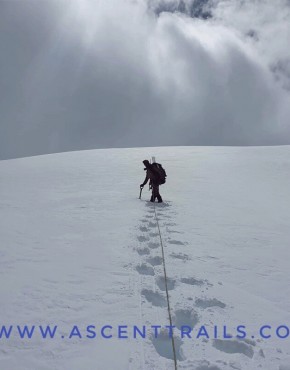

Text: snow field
xmin=0 ymin=146 xmax=290 ymax=369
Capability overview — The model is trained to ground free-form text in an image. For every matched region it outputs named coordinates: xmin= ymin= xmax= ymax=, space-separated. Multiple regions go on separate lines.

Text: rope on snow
xmin=153 ymin=203 xmax=178 ymax=370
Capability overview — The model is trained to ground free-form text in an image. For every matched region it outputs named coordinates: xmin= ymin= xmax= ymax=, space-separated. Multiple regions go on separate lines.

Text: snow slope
xmin=0 ymin=146 xmax=290 ymax=370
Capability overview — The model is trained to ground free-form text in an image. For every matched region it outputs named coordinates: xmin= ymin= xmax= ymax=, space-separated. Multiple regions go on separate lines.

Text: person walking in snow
xmin=140 ymin=159 xmax=166 ymax=203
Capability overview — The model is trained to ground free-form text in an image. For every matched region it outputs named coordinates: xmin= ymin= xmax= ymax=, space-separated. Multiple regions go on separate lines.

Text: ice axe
xmin=139 ymin=186 xmax=143 ymax=199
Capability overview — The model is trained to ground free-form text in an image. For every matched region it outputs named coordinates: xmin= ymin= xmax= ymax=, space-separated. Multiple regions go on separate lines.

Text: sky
xmin=0 ymin=0 xmax=290 ymax=159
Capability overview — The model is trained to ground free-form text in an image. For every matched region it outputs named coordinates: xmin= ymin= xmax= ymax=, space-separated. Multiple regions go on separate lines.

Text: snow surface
xmin=0 ymin=146 xmax=290 ymax=370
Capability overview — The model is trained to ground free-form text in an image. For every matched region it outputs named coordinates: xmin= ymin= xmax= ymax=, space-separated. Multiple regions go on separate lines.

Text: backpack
xmin=151 ymin=163 xmax=167 ymax=185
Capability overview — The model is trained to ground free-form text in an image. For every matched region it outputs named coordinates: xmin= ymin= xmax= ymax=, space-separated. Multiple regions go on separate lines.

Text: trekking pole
xmin=139 ymin=187 xmax=143 ymax=199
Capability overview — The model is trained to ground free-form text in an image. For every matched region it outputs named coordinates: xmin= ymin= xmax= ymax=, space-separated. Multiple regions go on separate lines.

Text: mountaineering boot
xmin=157 ymin=194 xmax=163 ymax=203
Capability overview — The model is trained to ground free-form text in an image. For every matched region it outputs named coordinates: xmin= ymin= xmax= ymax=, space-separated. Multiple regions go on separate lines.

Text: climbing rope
xmin=153 ymin=203 xmax=178 ymax=370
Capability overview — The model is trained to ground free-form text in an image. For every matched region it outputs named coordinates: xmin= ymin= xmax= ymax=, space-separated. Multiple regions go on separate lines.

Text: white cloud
xmin=0 ymin=0 xmax=289 ymax=159
xmin=211 ymin=0 xmax=290 ymax=89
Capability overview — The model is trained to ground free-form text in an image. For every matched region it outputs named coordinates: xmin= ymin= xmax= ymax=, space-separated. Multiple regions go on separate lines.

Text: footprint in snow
xmin=146 ymin=256 xmax=163 ymax=266
xmin=242 ymin=338 xmax=256 ymax=347
xmin=155 ymin=202 xmax=171 ymax=208
xmin=148 ymin=242 xmax=159 ymax=249
xmin=138 ymin=235 xmax=149 ymax=242
xmin=181 ymin=277 xmax=207 ymax=286
xmin=167 ymin=239 xmax=186 ymax=246
xmin=195 ymin=298 xmax=226 ymax=309
xmin=206 ymin=255 xmax=219 ymax=260
xmin=147 ymin=209 xmax=155 ymax=214
xmin=166 ymin=229 xmax=184 ymax=234
xmin=139 ymin=226 xmax=149 ymax=232
xmin=164 ymin=222 xmax=177 ymax=227
xmin=228 ymin=361 xmax=242 ymax=370
xmin=136 ymin=263 xmax=154 ymax=276
xmin=141 ymin=289 xmax=167 ymax=307
xmin=149 ymin=232 xmax=159 ymax=237
xmin=170 ymin=252 xmax=190 ymax=261
xmin=136 ymin=247 xmax=150 ymax=256
xmin=195 ymin=362 xmax=222 ymax=370
xmin=174 ymin=308 xmax=199 ymax=330
xmin=151 ymin=329 xmax=184 ymax=361
xmin=156 ymin=276 xmax=176 ymax=291
xmin=212 ymin=338 xmax=254 ymax=359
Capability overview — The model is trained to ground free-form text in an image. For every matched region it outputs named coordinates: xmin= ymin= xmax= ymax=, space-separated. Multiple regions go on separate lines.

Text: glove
xmin=140 ymin=184 xmax=144 ymax=189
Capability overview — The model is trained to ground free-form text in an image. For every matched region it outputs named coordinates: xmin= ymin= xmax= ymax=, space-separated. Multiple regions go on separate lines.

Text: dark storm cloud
xmin=148 ymin=0 xmax=213 ymax=19
xmin=0 ymin=0 xmax=289 ymax=159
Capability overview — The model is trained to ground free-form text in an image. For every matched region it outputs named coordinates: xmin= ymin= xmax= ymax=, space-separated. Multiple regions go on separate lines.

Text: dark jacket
xmin=142 ymin=163 xmax=158 ymax=186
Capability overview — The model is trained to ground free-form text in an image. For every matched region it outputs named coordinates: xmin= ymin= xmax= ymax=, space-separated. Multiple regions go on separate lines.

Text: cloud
xmin=0 ymin=0 xmax=289 ymax=159
xmin=148 ymin=0 xmax=213 ymax=19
